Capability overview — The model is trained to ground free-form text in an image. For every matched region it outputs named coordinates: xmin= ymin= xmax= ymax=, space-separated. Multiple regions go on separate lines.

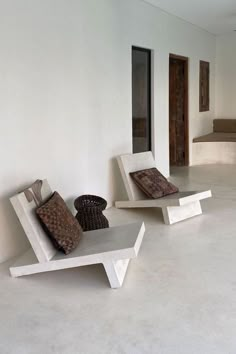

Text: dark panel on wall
xmin=132 ymin=46 xmax=151 ymax=153
xmin=199 ymin=60 xmax=210 ymax=112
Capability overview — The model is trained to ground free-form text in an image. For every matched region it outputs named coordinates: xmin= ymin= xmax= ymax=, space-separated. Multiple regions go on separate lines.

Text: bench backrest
xmin=10 ymin=180 xmax=57 ymax=263
xmin=117 ymin=152 xmax=156 ymax=201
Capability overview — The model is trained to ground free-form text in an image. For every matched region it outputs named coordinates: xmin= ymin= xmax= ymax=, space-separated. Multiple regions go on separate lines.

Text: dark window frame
xmin=132 ymin=46 xmax=152 ymax=153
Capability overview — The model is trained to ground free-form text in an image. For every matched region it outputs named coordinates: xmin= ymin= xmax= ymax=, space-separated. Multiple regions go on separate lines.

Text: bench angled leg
xmin=103 ymin=259 xmax=130 ymax=289
xmin=162 ymin=200 xmax=202 ymax=225
xmin=11 ymin=258 xmax=131 ymax=289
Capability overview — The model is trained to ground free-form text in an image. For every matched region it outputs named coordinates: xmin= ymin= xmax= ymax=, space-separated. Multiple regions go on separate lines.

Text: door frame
xmin=169 ymin=53 xmax=189 ymax=166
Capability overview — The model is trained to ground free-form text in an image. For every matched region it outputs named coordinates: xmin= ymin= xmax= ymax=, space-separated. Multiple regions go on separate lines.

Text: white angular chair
xmin=10 ymin=180 xmax=145 ymax=289
xmin=115 ymin=152 xmax=212 ymax=225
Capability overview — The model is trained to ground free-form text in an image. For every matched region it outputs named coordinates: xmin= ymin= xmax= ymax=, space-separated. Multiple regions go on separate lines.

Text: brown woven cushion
xmin=36 ymin=192 xmax=82 ymax=254
xmin=130 ymin=168 xmax=179 ymax=199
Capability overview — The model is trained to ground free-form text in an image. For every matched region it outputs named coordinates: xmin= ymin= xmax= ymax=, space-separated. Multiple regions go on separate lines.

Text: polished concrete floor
xmin=1 ymin=165 xmax=236 ymax=354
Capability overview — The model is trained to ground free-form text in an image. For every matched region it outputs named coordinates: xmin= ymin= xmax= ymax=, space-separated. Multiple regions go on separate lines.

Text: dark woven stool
xmin=74 ymin=195 xmax=109 ymax=232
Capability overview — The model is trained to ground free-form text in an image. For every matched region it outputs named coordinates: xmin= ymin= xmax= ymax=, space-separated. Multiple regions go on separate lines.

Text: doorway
xmin=169 ymin=54 xmax=189 ymax=166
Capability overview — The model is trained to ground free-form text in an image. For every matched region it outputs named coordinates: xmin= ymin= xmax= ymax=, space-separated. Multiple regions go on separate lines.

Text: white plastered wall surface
xmin=0 ymin=0 xmax=215 ymax=263
xmin=215 ymin=33 xmax=236 ymax=119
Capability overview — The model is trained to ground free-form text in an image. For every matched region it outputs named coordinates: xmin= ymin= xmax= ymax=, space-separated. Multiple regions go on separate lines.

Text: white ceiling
xmin=143 ymin=0 xmax=236 ymax=35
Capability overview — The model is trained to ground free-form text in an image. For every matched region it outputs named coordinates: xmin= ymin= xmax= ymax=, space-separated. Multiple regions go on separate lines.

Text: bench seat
xmin=10 ymin=222 xmax=145 ymax=288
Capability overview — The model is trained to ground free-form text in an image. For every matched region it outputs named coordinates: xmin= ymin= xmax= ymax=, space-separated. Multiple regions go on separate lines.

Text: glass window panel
xmin=132 ymin=47 xmax=151 ymax=153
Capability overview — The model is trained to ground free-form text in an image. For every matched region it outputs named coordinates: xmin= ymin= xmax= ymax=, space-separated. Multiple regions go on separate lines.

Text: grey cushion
xmin=213 ymin=119 xmax=236 ymax=133
xmin=193 ymin=132 xmax=236 ymax=143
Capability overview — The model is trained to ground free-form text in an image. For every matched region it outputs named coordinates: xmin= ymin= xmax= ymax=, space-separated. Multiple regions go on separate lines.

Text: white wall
xmin=0 ymin=0 xmax=216 ymax=263
xmin=216 ymin=33 xmax=236 ymax=118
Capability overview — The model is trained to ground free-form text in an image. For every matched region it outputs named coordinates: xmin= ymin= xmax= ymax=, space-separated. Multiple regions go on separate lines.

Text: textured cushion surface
xmin=130 ymin=168 xmax=179 ymax=199
xmin=36 ymin=192 xmax=82 ymax=254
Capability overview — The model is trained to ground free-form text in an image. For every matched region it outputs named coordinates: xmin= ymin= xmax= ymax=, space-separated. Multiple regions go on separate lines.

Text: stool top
xmin=74 ymin=194 xmax=107 ymax=211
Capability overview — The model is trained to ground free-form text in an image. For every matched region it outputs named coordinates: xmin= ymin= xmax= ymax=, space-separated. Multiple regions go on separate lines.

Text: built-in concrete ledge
xmin=192 ymin=142 xmax=236 ymax=165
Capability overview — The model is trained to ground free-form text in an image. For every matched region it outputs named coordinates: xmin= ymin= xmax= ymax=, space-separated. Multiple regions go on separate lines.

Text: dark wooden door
xmin=169 ymin=56 xmax=188 ymax=166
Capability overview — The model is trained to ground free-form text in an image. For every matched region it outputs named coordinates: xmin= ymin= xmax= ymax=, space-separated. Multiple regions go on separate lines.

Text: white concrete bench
xmin=10 ymin=180 xmax=145 ymax=289
xmin=115 ymin=152 xmax=212 ymax=225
